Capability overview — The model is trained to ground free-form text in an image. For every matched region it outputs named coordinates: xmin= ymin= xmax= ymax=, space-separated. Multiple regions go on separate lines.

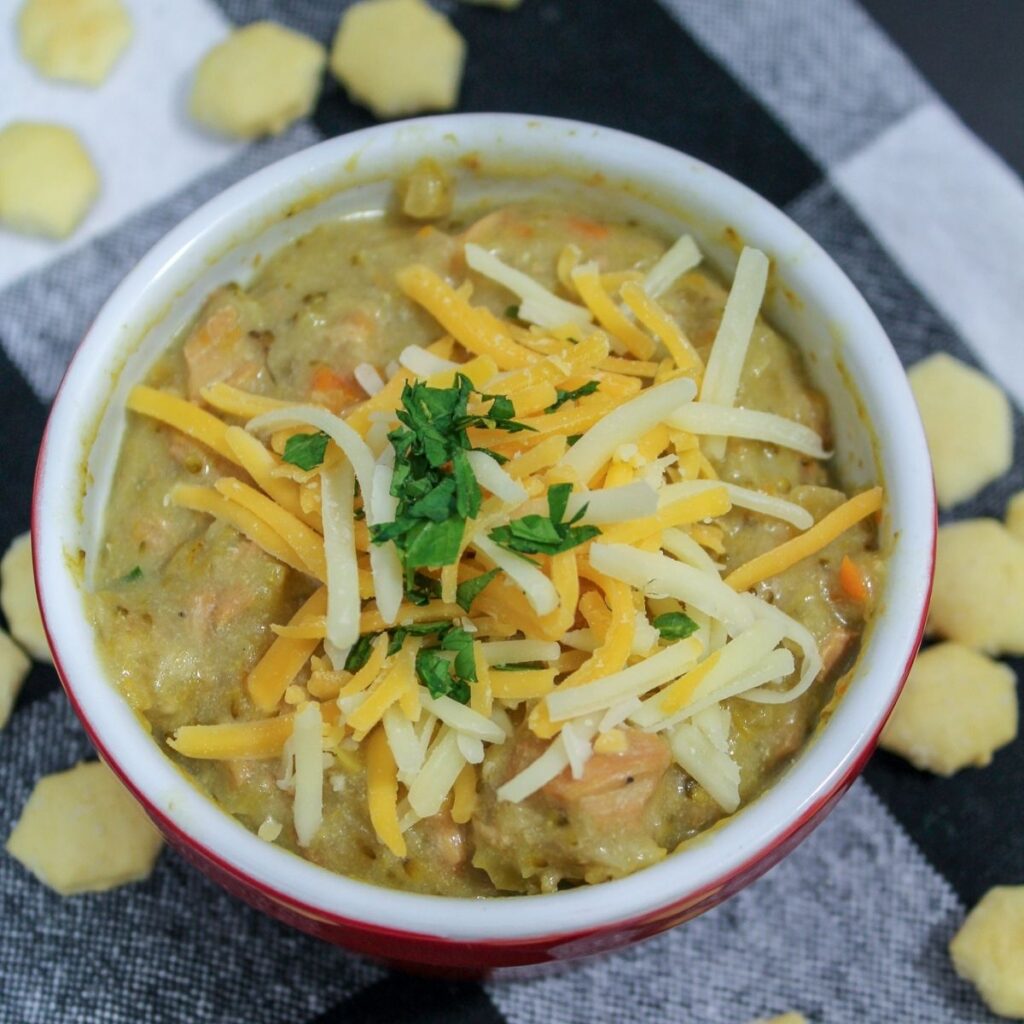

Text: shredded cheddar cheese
xmin=144 ymin=225 xmax=882 ymax=847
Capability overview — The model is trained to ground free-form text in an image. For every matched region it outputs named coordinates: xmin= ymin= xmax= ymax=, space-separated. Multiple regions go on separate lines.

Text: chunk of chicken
xmin=182 ymin=287 xmax=268 ymax=399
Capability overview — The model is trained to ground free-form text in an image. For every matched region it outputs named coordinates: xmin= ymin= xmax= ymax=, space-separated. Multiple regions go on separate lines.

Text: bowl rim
xmin=32 ymin=112 xmax=935 ymax=945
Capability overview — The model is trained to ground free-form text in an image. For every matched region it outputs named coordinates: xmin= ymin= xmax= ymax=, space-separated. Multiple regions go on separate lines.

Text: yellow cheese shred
xmin=336 ymin=634 xmax=389 ymax=700
xmin=600 ymin=487 xmax=731 ymax=546
xmin=658 ymin=650 xmax=723 ymax=715
xmin=247 ymin=588 xmax=328 ymax=710
xmin=490 ymin=669 xmax=556 ymax=700
xmin=346 ymin=642 xmax=418 ymax=739
xmin=168 ymin=715 xmax=294 ymax=759
xmin=451 ymin=763 xmax=478 ymax=825
xmin=223 ymin=426 xmax=320 ymax=530
xmin=539 ymin=550 xmax=580 ymax=638
xmin=199 ymin=382 xmax=293 ymax=420
xmin=531 ymin=574 xmax=634 ymax=738
xmin=726 ymin=487 xmax=883 ymax=592
xmin=215 ymin=477 xmax=328 ymax=581
xmin=471 ymin=644 xmax=494 ymax=718
xmin=572 ymin=264 xmax=656 ymax=360
xmin=127 ymin=385 xmax=240 ymax=465
xmin=366 ymin=726 xmax=407 ymax=857
xmin=396 ymin=264 xmax=537 ymax=369
xmin=169 ymin=484 xmax=309 ymax=577
xmin=619 ymin=282 xmax=704 ymax=374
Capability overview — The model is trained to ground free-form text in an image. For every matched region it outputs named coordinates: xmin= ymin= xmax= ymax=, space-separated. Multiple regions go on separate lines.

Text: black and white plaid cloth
xmin=2 ymin=1 xmax=1022 ymax=1021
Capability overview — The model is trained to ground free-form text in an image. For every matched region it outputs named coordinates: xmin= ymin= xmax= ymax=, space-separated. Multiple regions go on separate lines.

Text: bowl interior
xmin=35 ymin=114 xmax=934 ymax=943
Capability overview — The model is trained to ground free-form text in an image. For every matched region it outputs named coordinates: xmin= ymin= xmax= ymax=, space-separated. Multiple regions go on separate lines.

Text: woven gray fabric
xmin=665 ymin=0 xmax=932 ymax=166
xmin=0 ymin=693 xmax=384 ymax=1024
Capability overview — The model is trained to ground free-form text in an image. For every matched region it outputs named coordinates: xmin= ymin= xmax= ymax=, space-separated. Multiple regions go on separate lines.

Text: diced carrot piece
xmin=567 ymin=216 xmax=610 ymax=240
xmin=839 ymin=554 xmax=868 ymax=601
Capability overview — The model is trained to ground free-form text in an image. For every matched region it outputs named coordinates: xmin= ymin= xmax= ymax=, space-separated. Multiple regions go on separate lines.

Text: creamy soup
xmin=88 ymin=162 xmax=884 ymax=896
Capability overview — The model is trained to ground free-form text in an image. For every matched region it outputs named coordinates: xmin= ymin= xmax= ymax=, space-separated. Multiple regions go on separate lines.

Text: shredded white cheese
xmin=669 ymin=403 xmax=830 ymax=459
xmin=544 ymin=636 xmax=703 ymax=721
xmin=471 ymin=533 xmax=559 ymax=616
xmin=699 ymin=246 xmax=770 ymax=459
xmin=643 ymin=233 xmax=702 ymax=299
xmin=464 ymin=242 xmax=592 ymax=329
xmin=354 ymin=362 xmax=385 ymax=396
xmin=399 ymin=344 xmax=458 ymax=378
xmin=320 ymin=461 xmax=360 ymax=655
xmin=481 ymin=639 xmax=560 ymax=665
xmin=291 ymin=702 xmax=324 ymax=847
xmin=590 ymin=542 xmax=756 ymax=636
xmin=465 ymin=448 xmax=529 ymax=505
xmin=407 ymin=727 xmax=466 ymax=818
xmin=560 ymin=376 xmax=698 ymax=483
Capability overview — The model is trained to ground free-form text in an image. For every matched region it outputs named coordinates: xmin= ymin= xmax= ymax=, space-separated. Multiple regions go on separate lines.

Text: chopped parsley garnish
xmin=282 ymin=430 xmax=330 ymax=471
xmin=419 ymin=625 xmax=477 ymax=703
xmin=342 ymin=632 xmax=376 ymax=672
xmin=546 ymin=380 xmax=599 ymax=413
xmin=369 ymin=374 xmax=531 ymax=593
xmin=488 ymin=482 xmax=601 ymax=558
xmin=566 ymin=434 xmax=582 ymax=446
xmin=342 ymin=621 xmax=477 ymax=704
xmin=455 ymin=567 xmax=501 ymax=612
xmin=653 ymin=612 xmax=699 ymax=640
xmin=121 ymin=565 xmax=143 ymax=583
xmin=505 ymin=304 xmax=520 ymax=320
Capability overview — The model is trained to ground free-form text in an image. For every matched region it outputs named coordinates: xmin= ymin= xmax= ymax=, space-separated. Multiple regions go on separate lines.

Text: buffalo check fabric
xmin=1 ymin=0 xmax=1022 ymax=1021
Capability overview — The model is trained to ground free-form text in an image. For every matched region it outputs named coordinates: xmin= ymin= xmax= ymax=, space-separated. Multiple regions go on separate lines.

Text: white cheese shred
xmin=464 ymin=242 xmax=593 ymax=329
xmin=471 ymin=533 xmax=559 ymax=616
xmin=320 ymin=461 xmax=360 ymax=655
xmin=465 ymin=448 xmax=529 ymax=505
xmin=354 ymin=363 xmax=385 ymax=396
xmin=643 ymin=234 xmax=703 ymax=299
xmin=560 ymin=376 xmax=698 ymax=484
xmin=399 ymin=345 xmax=458 ymax=378
xmin=590 ymin=542 xmax=756 ymax=636
xmin=699 ymin=246 xmax=770 ymax=459
xmin=291 ymin=702 xmax=324 ymax=847
xmin=669 ymin=403 xmax=830 ymax=460
xmin=407 ymin=727 xmax=467 ymax=819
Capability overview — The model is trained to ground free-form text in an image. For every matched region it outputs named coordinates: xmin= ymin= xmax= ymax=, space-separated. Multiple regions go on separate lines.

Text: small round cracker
xmin=950 ymin=886 xmax=1024 ymax=1018
xmin=0 ymin=122 xmax=100 ymax=239
xmin=1 ymin=532 xmax=52 ymax=663
xmin=928 ymin=519 xmax=1024 ymax=655
xmin=0 ymin=628 xmax=31 ymax=730
xmin=1006 ymin=490 xmax=1024 ymax=542
xmin=5 ymin=761 xmax=163 ymax=895
xmin=18 ymin=0 xmax=132 ymax=86
xmin=909 ymin=353 xmax=1012 ymax=509
xmin=880 ymin=642 xmax=1017 ymax=775
xmin=330 ymin=0 xmax=466 ymax=120
xmin=190 ymin=21 xmax=326 ymax=140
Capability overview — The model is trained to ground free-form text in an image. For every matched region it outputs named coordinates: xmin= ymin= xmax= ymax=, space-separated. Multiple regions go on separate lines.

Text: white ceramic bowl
xmin=33 ymin=114 xmax=935 ymax=971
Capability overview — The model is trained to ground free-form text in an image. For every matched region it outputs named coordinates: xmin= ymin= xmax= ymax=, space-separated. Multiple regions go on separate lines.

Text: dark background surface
xmin=862 ymin=0 xmax=1024 ymax=177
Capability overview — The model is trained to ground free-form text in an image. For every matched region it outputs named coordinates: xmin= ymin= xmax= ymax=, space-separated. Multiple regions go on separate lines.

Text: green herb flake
xmin=369 ymin=374 xmax=532 ymax=596
xmin=282 ymin=430 xmax=330 ymax=471
xmin=121 ymin=566 xmax=143 ymax=583
xmin=546 ymin=380 xmax=600 ymax=413
xmin=488 ymin=482 xmax=601 ymax=557
xmin=653 ymin=612 xmax=700 ymax=641
xmin=343 ymin=633 xmax=377 ymax=672
xmin=505 ymin=304 xmax=520 ymax=320
xmin=455 ymin=568 xmax=501 ymax=612
xmin=413 ymin=624 xmax=477 ymax=705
